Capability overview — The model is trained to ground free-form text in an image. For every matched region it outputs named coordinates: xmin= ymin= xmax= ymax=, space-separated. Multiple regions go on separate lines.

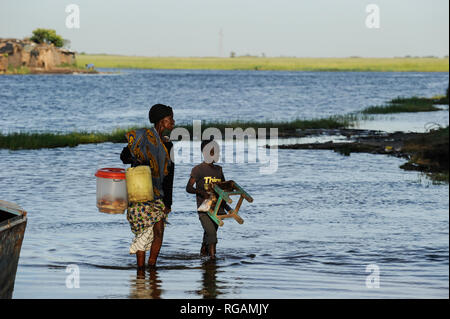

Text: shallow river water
xmin=0 ymin=69 xmax=448 ymax=298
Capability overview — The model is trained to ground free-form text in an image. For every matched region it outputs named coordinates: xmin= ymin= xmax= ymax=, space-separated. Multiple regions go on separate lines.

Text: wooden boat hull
xmin=0 ymin=200 xmax=27 ymax=299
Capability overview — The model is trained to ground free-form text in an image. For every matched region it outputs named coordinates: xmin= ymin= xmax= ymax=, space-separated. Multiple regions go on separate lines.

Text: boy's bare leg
xmin=148 ymin=219 xmax=165 ymax=267
xmin=209 ymin=243 xmax=216 ymax=260
xmin=200 ymin=243 xmax=208 ymax=256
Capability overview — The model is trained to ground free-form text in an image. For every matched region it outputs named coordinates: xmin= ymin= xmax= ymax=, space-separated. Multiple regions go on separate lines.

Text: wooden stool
xmin=207 ymin=180 xmax=253 ymax=227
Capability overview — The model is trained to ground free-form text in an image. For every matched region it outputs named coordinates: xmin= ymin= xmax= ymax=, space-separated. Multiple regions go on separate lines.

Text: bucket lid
xmin=95 ymin=168 xmax=126 ymax=179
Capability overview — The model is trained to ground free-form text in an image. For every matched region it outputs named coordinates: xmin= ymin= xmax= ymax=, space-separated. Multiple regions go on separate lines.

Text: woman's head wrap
xmin=149 ymin=104 xmax=173 ymax=124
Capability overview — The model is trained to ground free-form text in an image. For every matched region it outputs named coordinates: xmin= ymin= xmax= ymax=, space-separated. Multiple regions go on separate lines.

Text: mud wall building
xmin=0 ymin=38 xmax=75 ymax=72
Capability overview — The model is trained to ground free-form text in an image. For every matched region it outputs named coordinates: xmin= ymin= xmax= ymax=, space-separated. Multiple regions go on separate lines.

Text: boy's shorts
xmin=198 ymin=212 xmax=219 ymax=245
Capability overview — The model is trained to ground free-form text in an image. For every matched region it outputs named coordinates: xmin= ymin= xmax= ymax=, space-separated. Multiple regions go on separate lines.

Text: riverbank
xmin=29 ymin=67 xmax=99 ymax=75
xmin=270 ymin=91 xmax=449 ymax=181
xmin=76 ymin=55 xmax=449 ymax=72
xmin=272 ymin=126 xmax=449 ymax=182
xmin=1 ymin=65 xmax=99 ymax=75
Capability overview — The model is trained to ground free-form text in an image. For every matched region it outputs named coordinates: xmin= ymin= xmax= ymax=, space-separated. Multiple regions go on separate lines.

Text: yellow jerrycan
xmin=125 ymin=166 xmax=154 ymax=203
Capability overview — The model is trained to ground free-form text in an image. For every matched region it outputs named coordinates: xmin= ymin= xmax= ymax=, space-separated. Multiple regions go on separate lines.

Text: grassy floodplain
xmin=0 ymin=115 xmax=355 ymax=150
xmin=0 ymin=130 xmax=128 ymax=150
xmin=76 ymin=55 xmax=449 ymax=72
xmin=361 ymin=96 xmax=449 ymax=114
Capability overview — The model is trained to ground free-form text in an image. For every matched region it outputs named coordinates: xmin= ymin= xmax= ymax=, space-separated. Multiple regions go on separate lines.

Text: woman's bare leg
xmin=148 ymin=220 xmax=165 ymax=267
xmin=137 ymin=250 xmax=146 ymax=269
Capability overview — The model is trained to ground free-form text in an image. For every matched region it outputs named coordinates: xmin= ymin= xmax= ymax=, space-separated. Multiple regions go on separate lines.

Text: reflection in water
xmin=129 ymin=268 xmax=162 ymax=299
xmin=196 ymin=259 xmax=223 ymax=299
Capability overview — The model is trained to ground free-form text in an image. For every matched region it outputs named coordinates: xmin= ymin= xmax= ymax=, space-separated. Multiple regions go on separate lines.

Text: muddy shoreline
xmin=268 ymin=128 xmax=449 ymax=176
xmin=28 ymin=67 xmax=99 ymax=75
xmin=0 ymin=67 xmax=104 ymax=75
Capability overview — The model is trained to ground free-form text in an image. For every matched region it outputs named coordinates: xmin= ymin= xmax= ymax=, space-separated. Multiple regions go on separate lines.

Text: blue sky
xmin=0 ymin=0 xmax=448 ymax=57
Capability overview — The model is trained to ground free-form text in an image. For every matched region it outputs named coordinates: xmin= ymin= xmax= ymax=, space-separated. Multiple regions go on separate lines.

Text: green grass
xmin=180 ymin=115 xmax=356 ymax=135
xmin=361 ymin=96 xmax=448 ymax=114
xmin=0 ymin=115 xmax=356 ymax=150
xmin=424 ymin=171 xmax=449 ymax=184
xmin=76 ymin=55 xmax=449 ymax=72
xmin=0 ymin=129 xmax=130 ymax=150
xmin=5 ymin=65 xmax=30 ymax=75
xmin=56 ymin=62 xmax=83 ymax=69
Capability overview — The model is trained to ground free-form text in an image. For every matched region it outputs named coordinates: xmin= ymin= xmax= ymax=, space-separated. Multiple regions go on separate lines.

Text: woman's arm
xmin=162 ymin=162 xmax=174 ymax=210
xmin=120 ymin=145 xmax=143 ymax=167
xmin=120 ymin=146 xmax=133 ymax=164
xmin=162 ymin=141 xmax=174 ymax=210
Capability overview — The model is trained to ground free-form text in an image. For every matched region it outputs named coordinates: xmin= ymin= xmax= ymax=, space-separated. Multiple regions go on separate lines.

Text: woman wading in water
xmin=120 ymin=104 xmax=175 ymax=270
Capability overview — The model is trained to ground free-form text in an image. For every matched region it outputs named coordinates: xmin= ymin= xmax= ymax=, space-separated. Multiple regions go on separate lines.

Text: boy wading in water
xmin=186 ymin=138 xmax=231 ymax=260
